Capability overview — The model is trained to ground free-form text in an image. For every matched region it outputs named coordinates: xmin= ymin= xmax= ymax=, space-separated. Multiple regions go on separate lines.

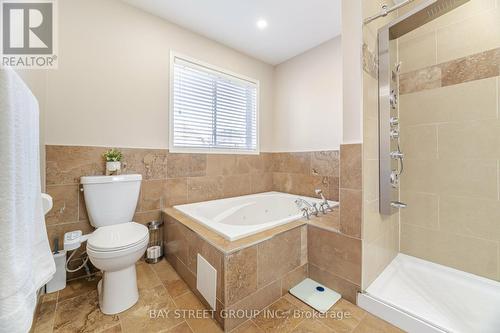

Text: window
xmin=170 ymin=54 xmax=259 ymax=154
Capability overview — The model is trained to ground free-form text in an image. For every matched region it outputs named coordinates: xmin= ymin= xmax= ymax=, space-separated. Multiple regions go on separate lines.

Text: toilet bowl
xmin=80 ymin=174 xmax=148 ymax=314
xmin=86 ymin=222 xmax=149 ymax=314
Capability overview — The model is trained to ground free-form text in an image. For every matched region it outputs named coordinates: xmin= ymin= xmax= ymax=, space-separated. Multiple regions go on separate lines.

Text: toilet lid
xmin=87 ymin=222 xmax=149 ymax=252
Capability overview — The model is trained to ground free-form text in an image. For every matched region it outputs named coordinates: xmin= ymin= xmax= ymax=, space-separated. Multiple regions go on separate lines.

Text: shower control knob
xmin=391 ymin=201 xmax=407 ymax=209
xmin=394 ymin=62 xmax=402 ymax=74
xmin=390 ymin=90 xmax=398 ymax=109
xmin=389 ymin=117 xmax=399 ymax=126
xmin=390 ymin=151 xmax=404 ymax=159
xmin=390 ymin=129 xmax=399 ymax=139
xmin=390 ymin=171 xmax=399 ymax=188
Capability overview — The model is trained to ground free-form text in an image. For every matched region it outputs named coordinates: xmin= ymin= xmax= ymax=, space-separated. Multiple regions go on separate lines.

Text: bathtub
xmin=174 ymin=191 xmax=339 ymax=241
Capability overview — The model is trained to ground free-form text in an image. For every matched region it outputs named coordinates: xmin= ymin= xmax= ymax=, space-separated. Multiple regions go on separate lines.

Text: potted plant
xmin=103 ymin=148 xmax=123 ymax=175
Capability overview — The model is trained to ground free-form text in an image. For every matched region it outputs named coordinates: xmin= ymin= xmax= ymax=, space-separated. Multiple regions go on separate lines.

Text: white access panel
xmin=196 ymin=254 xmax=217 ymax=310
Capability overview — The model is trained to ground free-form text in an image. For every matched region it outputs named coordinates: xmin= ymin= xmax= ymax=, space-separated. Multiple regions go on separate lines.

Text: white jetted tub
xmin=174 ymin=191 xmax=339 ymax=241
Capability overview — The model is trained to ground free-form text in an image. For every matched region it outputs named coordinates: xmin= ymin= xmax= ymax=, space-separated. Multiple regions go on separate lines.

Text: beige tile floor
xmin=32 ymin=259 xmax=404 ymax=333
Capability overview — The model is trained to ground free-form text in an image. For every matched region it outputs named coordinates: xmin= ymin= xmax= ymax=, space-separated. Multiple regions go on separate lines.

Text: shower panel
xmin=377 ymin=0 xmax=470 ymax=215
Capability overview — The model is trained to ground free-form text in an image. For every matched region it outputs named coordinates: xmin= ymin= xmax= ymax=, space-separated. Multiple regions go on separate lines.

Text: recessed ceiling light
xmin=256 ymin=19 xmax=268 ymax=30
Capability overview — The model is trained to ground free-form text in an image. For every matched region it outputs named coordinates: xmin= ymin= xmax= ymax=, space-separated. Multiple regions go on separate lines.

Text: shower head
xmin=427 ymin=0 xmax=466 ymax=18
xmin=388 ymin=0 xmax=470 ymax=40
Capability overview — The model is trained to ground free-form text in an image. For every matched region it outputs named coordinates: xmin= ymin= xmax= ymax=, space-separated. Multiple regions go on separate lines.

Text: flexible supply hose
xmin=65 ymin=249 xmax=90 ymax=273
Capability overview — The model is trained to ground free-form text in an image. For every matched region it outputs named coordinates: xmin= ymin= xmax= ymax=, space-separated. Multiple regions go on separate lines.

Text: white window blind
xmin=171 ymin=56 xmax=258 ymax=153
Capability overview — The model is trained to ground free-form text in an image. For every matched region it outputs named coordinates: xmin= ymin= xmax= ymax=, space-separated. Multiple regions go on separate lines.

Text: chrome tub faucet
xmin=295 ymin=198 xmax=319 ymax=220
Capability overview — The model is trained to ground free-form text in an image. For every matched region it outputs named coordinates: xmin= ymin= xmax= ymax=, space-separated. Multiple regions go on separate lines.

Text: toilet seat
xmin=87 ymin=237 xmax=149 ymax=260
xmin=87 ymin=222 xmax=149 ymax=252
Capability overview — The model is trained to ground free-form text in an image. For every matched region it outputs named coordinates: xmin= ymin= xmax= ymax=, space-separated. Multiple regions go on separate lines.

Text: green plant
xmin=103 ymin=148 xmax=123 ymax=162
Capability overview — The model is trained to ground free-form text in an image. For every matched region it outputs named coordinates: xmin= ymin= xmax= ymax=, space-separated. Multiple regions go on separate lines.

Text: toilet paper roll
xmin=147 ymin=245 xmax=161 ymax=259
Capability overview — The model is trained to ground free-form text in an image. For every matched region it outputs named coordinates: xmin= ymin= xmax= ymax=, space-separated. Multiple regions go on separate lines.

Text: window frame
xmin=169 ymin=51 xmax=260 ymax=155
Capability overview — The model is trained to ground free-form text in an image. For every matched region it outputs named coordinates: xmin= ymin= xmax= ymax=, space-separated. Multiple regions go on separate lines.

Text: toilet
xmin=81 ymin=174 xmax=149 ymax=315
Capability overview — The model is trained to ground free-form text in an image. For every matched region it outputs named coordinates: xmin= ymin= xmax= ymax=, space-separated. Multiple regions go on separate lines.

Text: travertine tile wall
xmin=45 ymin=146 xmax=273 ymax=278
xmin=164 ymin=213 xmax=307 ymax=331
xmin=163 ymin=215 xmax=226 ymax=327
xmin=164 ymin=146 xmax=361 ymax=317
xmin=45 ymin=146 xmax=339 ymax=279
xmin=361 ymin=0 xmax=400 ymax=289
xmin=308 ymin=224 xmax=361 ymax=303
xmin=399 ymin=48 xmax=500 ymax=94
xmin=45 ymin=146 xmax=170 ymax=277
xmin=307 ymin=144 xmax=363 ymax=304
xmin=398 ymin=0 xmax=500 ymax=280
xmin=398 ymin=0 xmax=500 ymax=74
xmin=272 ymin=151 xmax=340 ymax=201
xmin=224 ymin=226 xmax=307 ymax=331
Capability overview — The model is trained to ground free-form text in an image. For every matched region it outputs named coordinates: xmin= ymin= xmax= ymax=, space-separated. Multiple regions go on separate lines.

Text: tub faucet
xmin=315 ymin=189 xmax=333 ymax=214
xmin=295 ymin=198 xmax=319 ymax=219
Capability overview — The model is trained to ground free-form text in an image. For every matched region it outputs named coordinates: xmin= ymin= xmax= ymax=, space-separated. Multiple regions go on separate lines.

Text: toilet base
xmin=98 ymin=265 xmax=139 ymax=314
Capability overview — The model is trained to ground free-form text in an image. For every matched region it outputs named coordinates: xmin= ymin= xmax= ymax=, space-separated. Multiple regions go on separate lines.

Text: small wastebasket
xmin=146 ymin=220 xmax=164 ymax=264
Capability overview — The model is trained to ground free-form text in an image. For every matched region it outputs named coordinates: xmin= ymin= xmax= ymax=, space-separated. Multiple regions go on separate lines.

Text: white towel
xmin=0 ymin=67 xmax=55 ymax=333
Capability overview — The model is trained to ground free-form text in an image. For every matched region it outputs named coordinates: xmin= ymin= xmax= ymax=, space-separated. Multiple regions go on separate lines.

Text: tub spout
xmin=295 ymin=198 xmax=319 ymax=219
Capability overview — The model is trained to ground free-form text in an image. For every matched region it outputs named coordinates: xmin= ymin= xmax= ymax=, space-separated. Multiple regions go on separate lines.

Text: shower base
xmin=358 ymin=253 xmax=500 ymax=333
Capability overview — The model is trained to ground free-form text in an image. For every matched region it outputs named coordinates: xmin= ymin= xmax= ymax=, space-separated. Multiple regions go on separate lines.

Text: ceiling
xmin=121 ymin=0 xmax=342 ymax=65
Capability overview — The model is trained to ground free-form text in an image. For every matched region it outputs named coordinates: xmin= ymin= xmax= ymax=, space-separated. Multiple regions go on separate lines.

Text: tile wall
xmin=361 ymin=0 xmax=400 ymax=289
xmin=45 ymin=146 xmax=340 ymax=279
xmin=272 ymin=151 xmax=340 ymax=201
xmin=163 ymin=215 xmax=226 ymax=328
xmin=360 ymin=0 xmax=500 ymax=288
xmin=164 ymin=213 xmax=308 ymax=331
xmin=398 ymin=0 xmax=500 ymax=280
xmin=45 ymin=146 xmax=271 ymax=278
xmin=307 ymin=144 xmax=363 ymax=304
xmin=44 ymin=143 xmax=365 ymax=331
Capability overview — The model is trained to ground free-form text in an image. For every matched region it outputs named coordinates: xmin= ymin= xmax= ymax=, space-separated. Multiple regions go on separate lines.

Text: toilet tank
xmin=81 ymin=174 xmax=142 ymax=228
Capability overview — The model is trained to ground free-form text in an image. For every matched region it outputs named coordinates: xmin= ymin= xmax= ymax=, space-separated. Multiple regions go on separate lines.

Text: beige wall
xmin=272 ymin=37 xmax=342 ymax=151
xmin=398 ymin=0 xmax=500 ymax=281
xmin=341 ymin=0 xmax=363 ymax=145
xmin=43 ymin=0 xmax=274 ymax=151
xmin=36 ymin=0 xmax=347 ymax=154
